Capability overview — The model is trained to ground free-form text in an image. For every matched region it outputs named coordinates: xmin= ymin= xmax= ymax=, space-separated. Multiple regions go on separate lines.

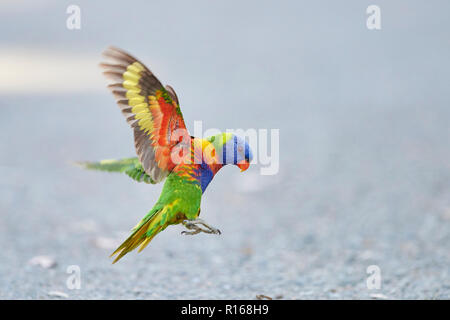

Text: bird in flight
xmin=78 ymin=47 xmax=253 ymax=263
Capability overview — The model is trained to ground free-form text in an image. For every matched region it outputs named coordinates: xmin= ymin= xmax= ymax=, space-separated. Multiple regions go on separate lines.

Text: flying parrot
xmin=78 ymin=47 xmax=253 ymax=263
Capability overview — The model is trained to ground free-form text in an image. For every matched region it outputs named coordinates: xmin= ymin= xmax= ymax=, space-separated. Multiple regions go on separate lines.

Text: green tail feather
xmin=110 ymin=204 xmax=176 ymax=263
xmin=75 ymin=157 xmax=156 ymax=184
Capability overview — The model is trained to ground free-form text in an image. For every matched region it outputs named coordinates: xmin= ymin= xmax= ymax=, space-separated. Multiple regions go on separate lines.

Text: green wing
xmin=76 ymin=157 xmax=156 ymax=184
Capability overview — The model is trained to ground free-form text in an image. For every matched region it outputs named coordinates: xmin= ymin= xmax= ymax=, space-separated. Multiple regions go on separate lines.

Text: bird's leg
xmin=195 ymin=219 xmax=221 ymax=234
xmin=181 ymin=228 xmax=201 ymax=236
xmin=183 ymin=219 xmax=221 ymax=235
xmin=181 ymin=220 xmax=203 ymax=235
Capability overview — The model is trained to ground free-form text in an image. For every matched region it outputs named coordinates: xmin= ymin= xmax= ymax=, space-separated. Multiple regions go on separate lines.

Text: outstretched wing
xmin=100 ymin=46 xmax=189 ymax=183
xmin=75 ymin=158 xmax=156 ymax=184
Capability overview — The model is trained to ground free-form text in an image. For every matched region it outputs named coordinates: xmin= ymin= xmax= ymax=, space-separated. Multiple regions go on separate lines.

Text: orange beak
xmin=237 ymin=160 xmax=250 ymax=172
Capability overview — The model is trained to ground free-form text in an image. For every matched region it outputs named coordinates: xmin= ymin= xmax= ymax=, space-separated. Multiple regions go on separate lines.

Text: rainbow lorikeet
xmin=78 ymin=47 xmax=253 ymax=263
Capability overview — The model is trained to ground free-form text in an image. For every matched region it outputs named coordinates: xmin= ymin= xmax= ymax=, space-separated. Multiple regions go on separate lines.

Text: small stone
xmin=92 ymin=237 xmax=118 ymax=250
xmin=370 ymin=293 xmax=389 ymax=300
xmin=359 ymin=250 xmax=374 ymax=260
xmin=48 ymin=291 xmax=69 ymax=299
xmin=28 ymin=255 xmax=57 ymax=269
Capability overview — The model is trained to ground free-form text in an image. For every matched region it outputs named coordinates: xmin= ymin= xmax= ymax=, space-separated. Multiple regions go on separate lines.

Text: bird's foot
xmin=181 ymin=219 xmax=221 ymax=235
xmin=181 ymin=229 xmax=201 ymax=235
xmin=181 ymin=220 xmax=203 ymax=235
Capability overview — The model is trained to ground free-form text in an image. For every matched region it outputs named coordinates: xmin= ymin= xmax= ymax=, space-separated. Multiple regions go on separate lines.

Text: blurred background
xmin=0 ymin=0 xmax=449 ymax=299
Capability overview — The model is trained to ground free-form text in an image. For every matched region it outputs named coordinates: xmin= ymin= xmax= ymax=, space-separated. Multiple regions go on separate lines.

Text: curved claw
xmin=181 ymin=219 xmax=221 ymax=235
xmin=181 ymin=230 xmax=200 ymax=235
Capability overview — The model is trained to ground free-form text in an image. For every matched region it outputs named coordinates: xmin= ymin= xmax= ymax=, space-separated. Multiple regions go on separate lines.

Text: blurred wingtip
xmin=68 ymin=160 xmax=87 ymax=169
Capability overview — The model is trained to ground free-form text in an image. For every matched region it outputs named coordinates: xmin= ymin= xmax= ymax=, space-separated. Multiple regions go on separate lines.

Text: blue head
xmin=207 ymin=133 xmax=253 ymax=171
